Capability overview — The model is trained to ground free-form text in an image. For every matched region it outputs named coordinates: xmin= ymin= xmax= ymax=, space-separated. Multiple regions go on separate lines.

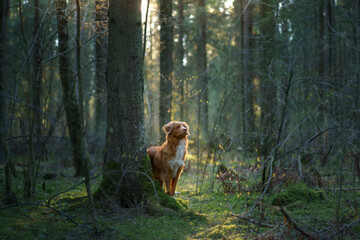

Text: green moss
xmin=141 ymin=156 xmax=184 ymax=211
xmin=272 ymin=183 xmax=325 ymax=206
xmin=46 ymin=189 xmax=89 ymax=213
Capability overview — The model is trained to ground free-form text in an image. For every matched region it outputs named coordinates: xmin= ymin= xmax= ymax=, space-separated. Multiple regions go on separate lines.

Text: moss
xmin=47 ymin=190 xmax=88 ymax=212
xmin=272 ymin=182 xmax=325 ymax=206
xmin=177 ymin=198 xmax=189 ymax=209
xmin=141 ymin=156 xmax=184 ymax=211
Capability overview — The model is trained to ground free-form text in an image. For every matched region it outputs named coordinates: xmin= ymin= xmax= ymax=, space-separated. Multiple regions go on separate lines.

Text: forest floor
xmin=1 ymin=155 xmax=360 ymax=239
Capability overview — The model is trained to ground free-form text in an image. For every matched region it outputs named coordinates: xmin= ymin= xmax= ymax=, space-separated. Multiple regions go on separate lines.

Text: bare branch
xmin=231 ymin=214 xmax=275 ymax=228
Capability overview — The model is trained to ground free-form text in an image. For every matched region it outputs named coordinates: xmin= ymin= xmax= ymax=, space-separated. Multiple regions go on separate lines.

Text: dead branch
xmin=231 ymin=214 xmax=275 ymax=228
xmin=277 ymin=204 xmax=314 ymax=239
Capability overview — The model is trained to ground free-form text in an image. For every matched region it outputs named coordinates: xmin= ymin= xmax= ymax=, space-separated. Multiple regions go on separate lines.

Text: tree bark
xmin=32 ymin=0 xmax=42 ymax=150
xmin=1 ymin=0 xmax=16 ymax=204
xmin=178 ymin=0 xmax=185 ymax=121
xmin=319 ymin=0 xmax=333 ymax=165
xmin=75 ymin=0 xmax=99 ymax=232
xmin=242 ymin=0 xmax=255 ymax=150
xmin=95 ymin=0 xmax=108 ymax=146
xmin=234 ymin=0 xmax=243 ymax=135
xmin=159 ymin=0 xmax=173 ymax=142
xmin=102 ymin=0 xmax=146 ymax=207
xmin=0 ymin=0 xmax=7 ymax=163
xmin=56 ymin=0 xmax=85 ymax=177
xmin=259 ymin=0 xmax=276 ymax=185
xmin=197 ymin=0 xmax=208 ymax=139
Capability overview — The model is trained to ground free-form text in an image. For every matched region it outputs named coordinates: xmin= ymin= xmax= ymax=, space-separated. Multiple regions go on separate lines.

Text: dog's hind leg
xmin=170 ymin=168 xmax=183 ymax=196
xmin=158 ymin=179 xmax=164 ymax=188
xmin=164 ymin=178 xmax=171 ymax=195
xmin=170 ymin=177 xmax=178 ymax=196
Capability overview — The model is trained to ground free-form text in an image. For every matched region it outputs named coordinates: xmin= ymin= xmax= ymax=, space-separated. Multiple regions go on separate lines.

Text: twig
xmin=264 ymin=125 xmax=343 ymax=167
xmin=0 ymin=93 xmax=57 ymax=126
xmin=0 ymin=202 xmax=91 ymax=230
xmin=41 ymin=30 xmax=108 ymax=64
xmin=255 ymin=224 xmax=283 ymax=239
xmin=46 ymin=174 xmax=101 ymax=205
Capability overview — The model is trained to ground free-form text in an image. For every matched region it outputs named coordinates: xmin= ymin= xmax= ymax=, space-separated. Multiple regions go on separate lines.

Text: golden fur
xmin=147 ymin=121 xmax=189 ymax=196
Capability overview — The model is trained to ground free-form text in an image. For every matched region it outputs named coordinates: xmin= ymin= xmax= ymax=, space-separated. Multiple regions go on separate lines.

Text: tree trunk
xmin=234 ymin=0 xmax=243 ymax=135
xmin=102 ymin=0 xmax=146 ymax=207
xmin=259 ymin=0 xmax=276 ymax=151
xmin=95 ymin=0 xmax=108 ymax=146
xmin=259 ymin=0 xmax=276 ymax=185
xmin=32 ymin=0 xmax=42 ymax=151
xmin=319 ymin=0 xmax=332 ymax=165
xmin=197 ymin=0 xmax=208 ymax=139
xmin=75 ymin=0 xmax=99 ymax=232
xmin=1 ymin=0 xmax=16 ymax=204
xmin=159 ymin=0 xmax=173 ymax=142
xmin=178 ymin=0 xmax=185 ymax=121
xmin=56 ymin=0 xmax=85 ymax=177
xmin=0 ymin=0 xmax=7 ymax=163
xmin=242 ymin=0 xmax=255 ymax=150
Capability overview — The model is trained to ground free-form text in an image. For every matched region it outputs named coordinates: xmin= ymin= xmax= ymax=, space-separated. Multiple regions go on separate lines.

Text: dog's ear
xmin=163 ymin=122 xmax=174 ymax=135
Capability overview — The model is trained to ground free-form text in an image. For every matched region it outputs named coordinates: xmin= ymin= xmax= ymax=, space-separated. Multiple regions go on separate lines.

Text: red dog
xmin=147 ymin=121 xmax=189 ymax=196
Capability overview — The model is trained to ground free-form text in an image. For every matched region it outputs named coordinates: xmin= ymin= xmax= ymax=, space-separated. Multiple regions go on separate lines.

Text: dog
xmin=147 ymin=121 xmax=189 ymax=196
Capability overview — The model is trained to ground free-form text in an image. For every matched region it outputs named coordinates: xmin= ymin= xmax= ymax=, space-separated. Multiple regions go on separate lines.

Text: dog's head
xmin=163 ymin=121 xmax=190 ymax=138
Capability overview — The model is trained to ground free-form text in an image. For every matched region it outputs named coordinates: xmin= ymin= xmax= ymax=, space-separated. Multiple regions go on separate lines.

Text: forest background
xmin=0 ymin=0 xmax=360 ymax=239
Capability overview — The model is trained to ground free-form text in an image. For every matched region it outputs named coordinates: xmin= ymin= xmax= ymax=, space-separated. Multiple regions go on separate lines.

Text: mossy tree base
xmin=95 ymin=156 xmax=183 ymax=211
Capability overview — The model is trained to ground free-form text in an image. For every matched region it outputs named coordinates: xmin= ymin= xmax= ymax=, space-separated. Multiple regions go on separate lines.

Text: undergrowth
xmin=1 ymin=156 xmax=360 ymax=239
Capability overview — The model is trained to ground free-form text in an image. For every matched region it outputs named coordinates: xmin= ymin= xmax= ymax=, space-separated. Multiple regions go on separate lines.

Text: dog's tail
xmin=146 ymin=146 xmax=158 ymax=166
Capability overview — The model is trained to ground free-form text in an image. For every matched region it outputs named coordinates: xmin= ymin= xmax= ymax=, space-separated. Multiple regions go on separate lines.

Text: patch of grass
xmin=113 ymin=215 xmax=192 ymax=240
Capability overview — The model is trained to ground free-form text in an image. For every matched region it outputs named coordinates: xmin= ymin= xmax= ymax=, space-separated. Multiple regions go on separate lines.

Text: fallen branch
xmin=254 ymin=224 xmax=282 ymax=240
xmin=277 ymin=203 xmax=313 ymax=239
xmin=0 ymin=202 xmax=91 ymax=229
xmin=231 ymin=214 xmax=275 ymax=228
